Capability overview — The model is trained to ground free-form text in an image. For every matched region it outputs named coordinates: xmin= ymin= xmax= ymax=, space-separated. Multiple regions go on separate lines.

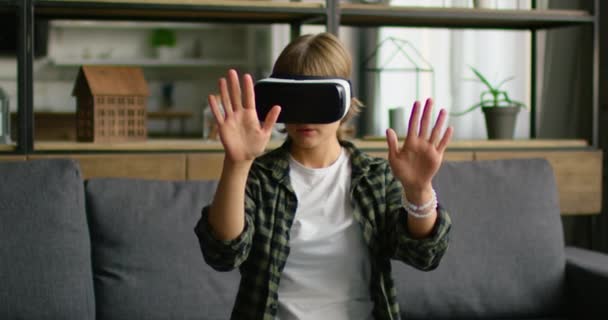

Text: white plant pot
xmin=473 ymin=0 xmax=495 ymax=9
xmin=156 ymin=46 xmax=180 ymax=61
xmin=389 ymin=107 xmax=407 ymax=136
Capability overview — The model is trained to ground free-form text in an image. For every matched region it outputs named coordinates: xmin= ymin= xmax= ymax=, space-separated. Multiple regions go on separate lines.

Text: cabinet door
xmin=187 ymin=153 xmax=224 ymax=180
xmin=29 ymin=154 xmax=187 ymax=180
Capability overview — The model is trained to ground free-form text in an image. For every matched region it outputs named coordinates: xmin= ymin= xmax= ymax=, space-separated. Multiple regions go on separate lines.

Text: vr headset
xmin=254 ymin=74 xmax=352 ymax=124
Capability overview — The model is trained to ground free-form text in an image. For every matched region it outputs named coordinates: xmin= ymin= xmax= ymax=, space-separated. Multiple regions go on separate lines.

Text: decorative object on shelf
xmin=161 ymin=82 xmax=175 ymax=110
xmin=0 ymin=86 xmax=11 ymax=144
xmin=388 ymin=107 xmax=407 ymax=136
xmin=72 ymin=66 xmax=150 ymax=143
xmin=192 ymin=38 xmax=204 ymax=59
xmin=202 ymin=94 xmax=222 ymax=140
xmin=451 ymin=66 xmax=528 ymax=140
xmin=473 ymin=0 xmax=495 ymax=9
xmin=363 ymin=37 xmax=435 ymax=135
xmin=150 ymin=28 xmax=179 ymax=60
xmin=363 ymin=37 xmax=435 ymax=102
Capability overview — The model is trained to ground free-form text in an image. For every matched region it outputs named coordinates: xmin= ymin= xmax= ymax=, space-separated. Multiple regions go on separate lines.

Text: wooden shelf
xmin=340 ymin=4 xmax=594 ymax=29
xmin=35 ymin=139 xmax=227 ymax=151
xmin=50 ymin=20 xmax=244 ymax=30
xmin=360 ymin=137 xmax=590 ymax=150
xmin=35 ymin=0 xmax=327 ymax=24
xmin=0 ymin=143 xmax=16 ymax=152
xmin=34 ymin=138 xmax=592 ymax=152
xmin=49 ymin=57 xmax=248 ymax=68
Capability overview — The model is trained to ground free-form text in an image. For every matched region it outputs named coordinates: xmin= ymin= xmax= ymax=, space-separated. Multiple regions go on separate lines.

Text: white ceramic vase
xmin=156 ymin=46 xmax=180 ymax=61
xmin=389 ymin=107 xmax=407 ymax=136
xmin=473 ymin=0 xmax=495 ymax=9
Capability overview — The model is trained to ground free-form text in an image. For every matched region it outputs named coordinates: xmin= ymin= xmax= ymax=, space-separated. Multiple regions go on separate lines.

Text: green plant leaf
xmin=499 ymin=91 xmax=511 ymax=102
xmin=150 ymin=28 xmax=177 ymax=47
xmin=495 ymin=76 xmax=515 ymax=89
xmin=469 ymin=66 xmax=495 ymax=90
xmin=463 ymin=65 xmax=529 ymax=113
xmin=450 ymin=101 xmax=484 ymax=116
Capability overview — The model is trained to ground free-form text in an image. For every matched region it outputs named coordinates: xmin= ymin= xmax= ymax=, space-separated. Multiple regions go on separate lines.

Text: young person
xmin=195 ymin=32 xmax=453 ymax=320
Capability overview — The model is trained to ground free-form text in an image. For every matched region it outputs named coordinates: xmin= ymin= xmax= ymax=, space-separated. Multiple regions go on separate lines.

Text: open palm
xmin=386 ymin=98 xmax=453 ymax=193
xmin=208 ymin=69 xmax=281 ymax=163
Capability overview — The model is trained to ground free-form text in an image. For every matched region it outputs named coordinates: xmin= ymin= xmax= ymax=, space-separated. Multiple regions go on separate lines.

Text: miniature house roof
xmin=72 ymin=65 xmax=150 ymax=97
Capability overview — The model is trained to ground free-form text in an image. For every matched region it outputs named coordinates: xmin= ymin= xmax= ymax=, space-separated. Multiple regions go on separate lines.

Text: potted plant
xmin=150 ymin=28 xmax=178 ymax=60
xmin=473 ymin=0 xmax=495 ymax=9
xmin=451 ymin=66 xmax=528 ymax=139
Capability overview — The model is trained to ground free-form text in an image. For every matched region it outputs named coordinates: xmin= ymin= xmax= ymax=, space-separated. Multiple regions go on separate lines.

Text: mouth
xmin=295 ymin=126 xmax=317 ymax=136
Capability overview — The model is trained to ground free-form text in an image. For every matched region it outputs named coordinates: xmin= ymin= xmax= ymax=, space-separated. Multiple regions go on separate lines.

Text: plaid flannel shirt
xmin=195 ymin=140 xmax=452 ymax=320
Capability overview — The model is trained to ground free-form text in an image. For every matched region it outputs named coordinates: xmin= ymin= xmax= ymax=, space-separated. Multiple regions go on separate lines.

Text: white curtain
xmin=372 ymin=0 xmax=532 ymax=140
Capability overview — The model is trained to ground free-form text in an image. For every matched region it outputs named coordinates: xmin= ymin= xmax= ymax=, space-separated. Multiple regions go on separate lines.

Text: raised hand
xmin=208 ymin=69 xmax=281 ymax=163
xmin=386 ymin=98 xmax=453 ymax=200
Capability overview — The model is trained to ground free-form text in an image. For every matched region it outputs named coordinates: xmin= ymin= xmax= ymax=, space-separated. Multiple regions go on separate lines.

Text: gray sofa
xmin=1 ymin=157 xmax=606 ymax=319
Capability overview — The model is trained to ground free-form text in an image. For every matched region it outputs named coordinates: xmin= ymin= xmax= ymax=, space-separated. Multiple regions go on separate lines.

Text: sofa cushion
xmin=0 ymin=159 xmax=95 ymax=319
xmin=393 ymin=158 xmax=566 ymax=319
xmin=85 ymin=178 xmax=239 ymax=320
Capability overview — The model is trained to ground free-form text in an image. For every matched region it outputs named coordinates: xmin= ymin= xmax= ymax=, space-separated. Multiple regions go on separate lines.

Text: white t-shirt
xmin=277 ymin=148 xmax=374 ymax=320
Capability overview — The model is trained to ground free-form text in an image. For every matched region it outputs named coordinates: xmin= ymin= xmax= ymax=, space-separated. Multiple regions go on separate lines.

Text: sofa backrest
xmin=0 ymin=159 xmax=95 ymax=320
xmin=393 ymin=158 xmax=566 ymax=319
xmin=0 ymin=157 xmax=568 ymax=320
xmin=85 ymin=178 xmax=238 ymax=320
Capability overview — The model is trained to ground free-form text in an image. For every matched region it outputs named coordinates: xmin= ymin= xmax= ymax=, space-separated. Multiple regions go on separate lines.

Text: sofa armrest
xmin=565 ymin=246 xmax=608 ymax=317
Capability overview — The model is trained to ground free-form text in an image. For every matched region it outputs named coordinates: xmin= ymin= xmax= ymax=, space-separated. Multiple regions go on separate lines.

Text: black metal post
xmin=326 ymin=0 xmax=339 ymax=35
xmin=589 ymin=0 xmax=601 ymax=251
xmin=17 ymin=0 xmax=33 ymax=154
xmin=592 ymin=0 xmax=600 ymax=148
xmin=290 ymin=22 xmax=301 ymax=41
xmin=530 ymin=0 xmax=537 ymax=139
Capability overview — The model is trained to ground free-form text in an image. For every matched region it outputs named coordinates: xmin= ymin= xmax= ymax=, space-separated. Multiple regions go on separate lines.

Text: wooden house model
xmin=72 ymin=65 xmax=149 ymax=142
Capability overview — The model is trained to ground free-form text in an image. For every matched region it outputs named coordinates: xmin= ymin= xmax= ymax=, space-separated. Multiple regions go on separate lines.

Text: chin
xmin=290 ymin=136 xmax=320 ymax=149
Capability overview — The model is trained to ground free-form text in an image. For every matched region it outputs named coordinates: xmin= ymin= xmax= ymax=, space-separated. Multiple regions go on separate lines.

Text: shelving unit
xmin=1 ymin=1 xmax=600 ymax=151
xmin=339 ymin=1 xmax=600 ymax=152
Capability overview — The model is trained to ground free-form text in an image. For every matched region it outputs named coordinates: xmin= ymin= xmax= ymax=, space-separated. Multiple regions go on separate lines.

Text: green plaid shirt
xmin=196 ymin=140 xmax=451 ymax=320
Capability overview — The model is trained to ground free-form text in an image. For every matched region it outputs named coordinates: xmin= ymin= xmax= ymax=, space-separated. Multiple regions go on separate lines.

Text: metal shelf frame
xmin=339 ymin=4 xmax=595 ymax=30
xmin=33 ymin=0 xmax=328 ymax=24
xmin=0 ymin=0 xmax=600 ymax=155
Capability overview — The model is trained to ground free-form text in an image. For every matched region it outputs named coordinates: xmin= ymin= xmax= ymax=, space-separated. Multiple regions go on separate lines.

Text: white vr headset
xmin=254 ymin=74 xmax=352 ymax=124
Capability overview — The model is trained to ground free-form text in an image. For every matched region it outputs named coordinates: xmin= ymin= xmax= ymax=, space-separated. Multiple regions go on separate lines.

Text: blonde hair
xmin=272 ymin=32 xmax=363 ymax=140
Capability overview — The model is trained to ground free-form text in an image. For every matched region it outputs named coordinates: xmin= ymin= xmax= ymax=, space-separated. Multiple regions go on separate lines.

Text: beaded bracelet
xmin=403 ymin=188 xmax=438 ymax=218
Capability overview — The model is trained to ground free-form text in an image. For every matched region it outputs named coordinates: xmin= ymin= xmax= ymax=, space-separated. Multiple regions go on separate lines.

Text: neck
xmin=289 ymin=138 xmax=342 ymax=168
